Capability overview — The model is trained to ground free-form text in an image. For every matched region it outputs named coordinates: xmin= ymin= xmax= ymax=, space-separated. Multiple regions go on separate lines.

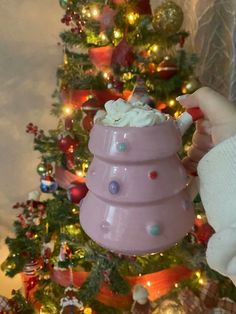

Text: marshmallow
xmin=94 ymin=98 xmax=165 ymax=127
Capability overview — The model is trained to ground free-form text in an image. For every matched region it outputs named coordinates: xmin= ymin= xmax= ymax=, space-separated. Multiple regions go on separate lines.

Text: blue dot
xmin=117 ymin=142 xmax=127 ymax=152
xmin=148 ymin=224 xmax=161 ymax=236
xmin=109 ymin=181 xmax=120 ymax=194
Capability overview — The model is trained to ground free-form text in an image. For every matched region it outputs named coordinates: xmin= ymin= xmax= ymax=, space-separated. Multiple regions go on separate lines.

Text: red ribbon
xmin=51 ymin=265 xmax=192 ymax=308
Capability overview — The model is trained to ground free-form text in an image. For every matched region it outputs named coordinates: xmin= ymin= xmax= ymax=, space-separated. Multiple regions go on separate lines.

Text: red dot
xmin=149 ymin=171 xmax=158 ymax=180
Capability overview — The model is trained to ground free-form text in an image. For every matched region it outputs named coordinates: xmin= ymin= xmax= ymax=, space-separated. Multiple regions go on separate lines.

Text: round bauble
xmin=67 ymin=181 xmax=88 ymax=204
xmin=37 ymin=162 xmax=53 ymax=176
xmin=59 ymin=0 xmax=69 ymax=9
xmin=82 ymin=115 xmax=93 ymax=133
xmin=153 ymin=0 xmax=184 ymax=34
xmin=58 ymin=135 xmax=80 ymax=153
xmin=157 ymin=57 xmax=178 ymax=80
xmin=82 ymin=97 xmax=101 ymax=115
xmin=182 ymin=76 xmax=201 ymax=94
xmin=40 ymin=175 xmax=58 ymax=193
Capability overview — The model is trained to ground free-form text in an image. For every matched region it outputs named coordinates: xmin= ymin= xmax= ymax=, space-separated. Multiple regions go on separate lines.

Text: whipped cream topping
xmin=94 ymin=98 xmax=165 ymax=127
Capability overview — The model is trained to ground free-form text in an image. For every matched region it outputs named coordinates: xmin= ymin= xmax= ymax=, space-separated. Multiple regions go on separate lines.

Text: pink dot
xmin=149 ymin=171 xmax=158 ymax=180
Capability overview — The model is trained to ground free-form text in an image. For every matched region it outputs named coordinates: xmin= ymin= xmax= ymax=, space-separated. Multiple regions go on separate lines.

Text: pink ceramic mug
xmin=80 ymin=109 xmax=202 ymax=255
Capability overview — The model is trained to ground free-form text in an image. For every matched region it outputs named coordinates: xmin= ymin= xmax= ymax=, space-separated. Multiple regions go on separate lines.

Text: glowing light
xmin=147 ymin=281 xmax=151 ymax=287
xmin=12 ymin=254 xmax=16 ymax=257
xmin=103 ymin=72 xmax=109 ymax=79
xmin=114 ymin=30 xmax=121 ymax=38
xmin=174 ymin=283 xmax=179 ymax=288
xmin=87 ymin=12 xmax=91 ymax=18
xmin=100 ymin=32 xmax=107 ymax=41
xmin=152 ymin=45 xmax=159 ymax=52
xmin=72 ymin=208 xmax=77 ymax=213
xmin=64 ymin=54 xmax=68 ymax=65
xmin=127 ymin=12 xmax=139 ymax=25
xmin=34 ymin=234 xmax=38 ymax=239
xmin=92 ymin=8 xmax=98 ymax=17
xmin=160 ymin=253 xmax=164 ymax=256
xmin=76 ymin=170 xmax=83 ymax=177
xmin=195 ymin=271 xmax=201 ymax=278
xmin=199 ymin=278 xmax=204 ymax=285
xmin=62 ymin=105 xmax=72 ymax=115
xmin=84 ymin=308 xmax=92 ymax=314
xmin=197 ymin=214 xmax=202 ymax=220
xmin=138 ymin=273 xmax=142 ymax=277
xmin=169 ymin=99 xmax=175 ymax=106
xmin=174 ymin=111 xmax=181 ymax=118
xmin=69 ymin=225 xmax=73 ymax=229
xmin=82 ymin=7 xmax=87 ymax=15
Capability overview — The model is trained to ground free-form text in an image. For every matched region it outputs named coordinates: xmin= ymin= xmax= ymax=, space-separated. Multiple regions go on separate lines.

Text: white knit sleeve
xmin=198 ymin=134 xmax=236 ymax=282
xmin=198 ymin=134 xmax=236 ymax=232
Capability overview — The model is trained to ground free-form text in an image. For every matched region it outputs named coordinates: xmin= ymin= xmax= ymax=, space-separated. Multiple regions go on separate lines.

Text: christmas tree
xmin=1 ymin=0 xmax=236 ymax=313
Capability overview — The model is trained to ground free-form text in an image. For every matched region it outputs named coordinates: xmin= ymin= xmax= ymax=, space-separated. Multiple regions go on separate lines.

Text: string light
xmin=152 ymin=44 xmax=159 ymax=52
xmin=169 ymin=99 xmax=175 ymax=107
xmin=127 ymin=12 xmax=139 ymax=25
xmin=72 ymin=208 xmax=77 ymax=213
xmin=64 ymin=53 xmax=68 ymax=65
xmin=199 ymin=278 xmax=204 ymax=285
xmin=174 ymin=283 xmax=179 ymax=288
xmin=103 ymin=72 xmax=109 ymax=79
xmin=195 ymin=271 xmax=201 ymax=278
xmin=76 ymin=170 xmax=83 ymax=177
xmin=62 ymin=105 xmax=73 ymax=115
xmin=114 ymin=29 xmax=122 ymax=38
xmin=92 ymin=8 xmax=99 ymax=17
xmin=99 ymin=32 xmax=108 ymax=41
xmin=197 ymin=214 xmax=202 ymax=220
xmin=147 ymin=281 xmax=151 ymax=287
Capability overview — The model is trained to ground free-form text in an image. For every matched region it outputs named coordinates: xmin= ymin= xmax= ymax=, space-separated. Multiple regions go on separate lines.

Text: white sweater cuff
xmin=198 ymin=134 xmax=236 ymax=232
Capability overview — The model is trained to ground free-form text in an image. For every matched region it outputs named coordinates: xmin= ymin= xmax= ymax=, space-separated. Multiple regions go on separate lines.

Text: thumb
xmin=176 ymin=87 xmax=236 ymax=125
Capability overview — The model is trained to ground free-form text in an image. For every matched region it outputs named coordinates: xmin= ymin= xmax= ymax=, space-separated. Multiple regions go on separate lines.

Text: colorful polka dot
xmin=117 ymin=142 xmax=128 ymax=152
xmin=149 ymin=171 xmax=158 ymax=180
xmin=108 ymin=181 xmax=120 ymax=194
xmin=148 ymin=224 xmax=161 ymax=236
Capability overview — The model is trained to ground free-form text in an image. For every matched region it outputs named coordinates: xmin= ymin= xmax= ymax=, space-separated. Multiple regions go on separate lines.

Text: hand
xmin=176 ymin=87 xmax=236 ymax=174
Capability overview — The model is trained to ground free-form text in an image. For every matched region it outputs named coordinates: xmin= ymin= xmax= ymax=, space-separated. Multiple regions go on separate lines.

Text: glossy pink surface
xmin=80 ymin=117 xmax=194 ymax=255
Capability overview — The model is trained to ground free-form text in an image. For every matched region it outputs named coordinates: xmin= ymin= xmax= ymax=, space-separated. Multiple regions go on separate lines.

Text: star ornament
xmin=99 ymin=5 xmax=117 ymax=31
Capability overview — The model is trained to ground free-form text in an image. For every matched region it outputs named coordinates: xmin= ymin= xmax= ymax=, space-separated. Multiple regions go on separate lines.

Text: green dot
xmin=117 ymin=142 xmax=127 ymax=152
xmin=148 ymin=224 xmax=161 ymax=236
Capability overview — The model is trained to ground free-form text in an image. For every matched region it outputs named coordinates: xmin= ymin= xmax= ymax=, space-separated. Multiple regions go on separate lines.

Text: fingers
xmin=192 ymin=131 xmax=213 ymax=151
xmin=177 ymin=87 xmax=236 ymax=124
xmin=182 ymin=157 xmax=198 ymax=175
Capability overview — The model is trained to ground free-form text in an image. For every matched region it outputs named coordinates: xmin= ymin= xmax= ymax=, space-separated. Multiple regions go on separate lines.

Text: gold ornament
xmin=153 ymin=1 xmax=184 ymax=34
xmin=158 ymin=299 xmax=183 ymax=313
xmin=182 ymin=76 xmax=201 ymax=94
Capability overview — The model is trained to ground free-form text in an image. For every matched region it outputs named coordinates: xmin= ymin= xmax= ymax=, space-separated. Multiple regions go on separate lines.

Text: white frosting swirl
xmin=94 ymin=98 xmax=165 ymax=127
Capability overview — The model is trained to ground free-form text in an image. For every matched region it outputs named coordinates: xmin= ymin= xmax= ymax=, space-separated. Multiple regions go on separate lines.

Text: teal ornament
xmin=148 ymin=224 xmax=161 ymax=236
xmin=117 ymin=142 xmax=127 ymax=152
xmin=59 ymin=0 xmax=69 ymax=9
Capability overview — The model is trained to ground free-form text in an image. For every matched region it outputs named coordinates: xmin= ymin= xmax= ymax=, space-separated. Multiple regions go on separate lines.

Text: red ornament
xmin=89 ymin=46 xmax=114 ymax=71
xmin=157 ymin=57 xmax=178 ymax=80
xmin=136 ymin=0 xmax=152 ymax=15
xmin=147 ymin=62 xmax=156 ymax=73
xmin=82 ymin=115 xmax=93 ymax=133
xmin=67 ymin=181 xmax=88 ymax=204
xmin=58 ymin=135 xmax=80 ymax=153
xmin=196 ymin=223 xmax=215 ymax=245
xmin=111 ymin=36 xmax=133 ymax=66
xmin=82 ymin=97 xmax=103 ymax=132
xmin=149 ymin=171 xmax=158 ymax=180
xmin=65 ymin=116 xmax=74 ymax=131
